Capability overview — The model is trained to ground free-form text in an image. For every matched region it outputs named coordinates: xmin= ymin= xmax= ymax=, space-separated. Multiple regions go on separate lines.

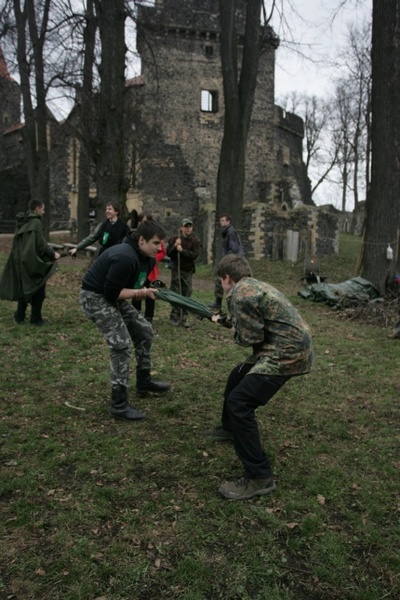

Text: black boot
xmin=30 ymin=285 xmax=46 ymax=325
xmin=136 ymin=368 xmax=170 ymax=396
xmin=208 ymin=298 xmax=222 ymax=311
xmin=14 ymin=300 xmax=27 ymax=324
xmin=110 ymin=385 xmax=146 ymax=421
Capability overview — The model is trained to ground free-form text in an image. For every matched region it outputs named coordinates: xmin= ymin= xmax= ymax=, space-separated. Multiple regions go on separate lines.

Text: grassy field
xmin=0 ymin=234 xmax=399 ymax=600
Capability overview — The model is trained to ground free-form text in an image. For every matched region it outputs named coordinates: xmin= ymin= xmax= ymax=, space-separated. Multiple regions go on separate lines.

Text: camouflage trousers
xmin=79 ymin=290 xmax=153 ymax=388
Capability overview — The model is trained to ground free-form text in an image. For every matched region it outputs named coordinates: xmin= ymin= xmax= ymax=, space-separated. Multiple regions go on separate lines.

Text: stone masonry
xmin=0 ymin=1 xmax=339 ymax=260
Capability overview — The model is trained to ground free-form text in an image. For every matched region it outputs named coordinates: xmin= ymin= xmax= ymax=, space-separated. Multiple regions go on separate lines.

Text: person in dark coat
xmin=69 ymin=202 xmax=130 ymax=258
xmin=209 ymin=214 xmax=244 ymax=311
xmin=0 ymin=199 xmax=60 ymax=325
xmin=166 ymin=217 xmax=200 ymax=327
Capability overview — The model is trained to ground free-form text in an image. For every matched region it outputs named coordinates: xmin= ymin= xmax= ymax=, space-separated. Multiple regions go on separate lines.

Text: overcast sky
xmin=266 ymin=0 xmax=371 ymax=208
xmin=272 ymin=0 xmax=371 ymax=101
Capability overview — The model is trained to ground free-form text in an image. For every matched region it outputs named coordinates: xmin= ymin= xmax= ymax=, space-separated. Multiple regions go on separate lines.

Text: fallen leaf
xmin=317 ymin=494 xmax=326 ymax=505
xmin=35 ymin=568 xmax=46 ymax=576
xmin=286 ymin=522 xmax=299 ymax=529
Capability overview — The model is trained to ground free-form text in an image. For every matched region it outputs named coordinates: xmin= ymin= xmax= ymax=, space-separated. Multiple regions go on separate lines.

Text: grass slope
xmin=0 ymin=234 xmax=399 ymax=600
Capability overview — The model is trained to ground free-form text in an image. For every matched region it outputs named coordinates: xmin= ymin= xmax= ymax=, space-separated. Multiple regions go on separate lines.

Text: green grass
xmin=0 ymin=234 xmax=399 ymax=599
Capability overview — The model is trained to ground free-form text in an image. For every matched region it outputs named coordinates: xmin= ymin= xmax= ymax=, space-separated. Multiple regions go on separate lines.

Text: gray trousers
xmin=170 ymin=269 xmax=193 ymax=319
xmin=80 ymin=290 xmax=153 ymax=388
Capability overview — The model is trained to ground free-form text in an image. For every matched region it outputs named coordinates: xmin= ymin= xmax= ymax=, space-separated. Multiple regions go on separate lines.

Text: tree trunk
xmin=361 ymin=0 xmax=400 ymax=294
xmin=214 ymin=0 xmax=262 ymax=261
xmin=13 ymin=0 xmax=51 ymax=232
xmin=77 ymin=0 xmax=97 ymax=241
xmin=27 ymin=0 xmax=51 ymax=232
xmin=94 ymin=0 xmax=126 ymax=209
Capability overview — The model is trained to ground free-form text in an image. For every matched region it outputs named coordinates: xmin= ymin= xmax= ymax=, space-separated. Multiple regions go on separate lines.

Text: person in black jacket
xmin=69 ymin=202 xmax=130 ymax=258
xmin=166 ymin=217 xmax=200 ymax=327
xmin=209 ymin=214 xmax=244 ymax=311
xmin=79 ymin=220 xmax=170 ymax=421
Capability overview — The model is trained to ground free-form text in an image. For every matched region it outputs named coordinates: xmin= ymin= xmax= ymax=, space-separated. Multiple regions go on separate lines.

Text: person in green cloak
xmin=0 ymin=199 xmax=60 ymax=325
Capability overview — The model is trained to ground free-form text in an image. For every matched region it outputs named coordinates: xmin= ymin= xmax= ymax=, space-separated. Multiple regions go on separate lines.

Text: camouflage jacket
xmin=226 ymin=277 xmax=314 ymax=376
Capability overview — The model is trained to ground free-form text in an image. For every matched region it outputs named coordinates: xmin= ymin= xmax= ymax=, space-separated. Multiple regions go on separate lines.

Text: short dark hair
xmin=136 ymin=220 xmax=165 ymax=241
xmin=220 ymin=213 xmax=232 ymax=223
xmin=29 ymin=199 xmax=44 ymax=212
xmin=138 ymin=212 xmax=153 ymax=223
xmin=217 ymin=254 xmax=252 ymax=282
xmin=106 ymin=202 xmax=121 ymax=215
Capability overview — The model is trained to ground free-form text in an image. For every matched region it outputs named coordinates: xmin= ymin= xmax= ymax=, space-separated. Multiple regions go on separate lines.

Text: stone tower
xmin=129 ymin=0 xmax=310 ymax=259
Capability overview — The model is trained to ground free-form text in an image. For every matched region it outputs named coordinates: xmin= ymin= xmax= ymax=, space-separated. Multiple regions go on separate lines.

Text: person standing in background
xmin=167 ymin=218 xmax=200 ymax=327
xmin=209 ymin=214 xmax=244 ymax=311
xmin=69 ymin=202 xmax=130 ymax=258
xmin=0 ymin=199 xmax=60 ymax=326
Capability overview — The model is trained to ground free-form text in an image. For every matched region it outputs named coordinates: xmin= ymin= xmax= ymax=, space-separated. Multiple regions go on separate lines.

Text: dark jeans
xmin=221 ymin=363 xmax=291 ymax=479
xmin=14 ymin=285 xmax=46 ymax=324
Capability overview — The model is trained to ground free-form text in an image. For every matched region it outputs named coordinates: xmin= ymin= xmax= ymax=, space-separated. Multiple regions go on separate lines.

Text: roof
xmin=4 ymin=122 xmax=23 ymax=135
xmin=0 ymin=46 xmax=14 ymax=81
xmin=125 ymin=75 xmax=144 ymax=88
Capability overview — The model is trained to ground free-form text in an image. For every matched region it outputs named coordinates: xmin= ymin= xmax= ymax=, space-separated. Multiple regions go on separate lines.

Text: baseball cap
xmin=181 ymin=218 xmax=193 ymax=226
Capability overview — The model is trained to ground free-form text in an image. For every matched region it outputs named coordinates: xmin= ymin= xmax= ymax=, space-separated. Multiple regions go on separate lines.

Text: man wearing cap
xmin=166 ymin=218 xmax=200 ymax=327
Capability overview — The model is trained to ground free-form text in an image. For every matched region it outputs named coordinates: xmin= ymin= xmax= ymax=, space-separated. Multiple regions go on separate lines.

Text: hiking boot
xmin=208 ymin=300 xmax=222 ymax=311
xmin=30 ymin=319 xmax=46 ymax=326
xmin=219 ymin=476 xmax=276 ymax=500
xmin=388 ymin=331 xmax=400 ymax=339
xmin=204 ymin=425 xmax=234 ymax=441
xmin=170 ymin=318 xmax=180 ymax=327
xmin=136 ymin=368 xmax=170 ymax=396
xmin=110 ymin=384 xmax=146 ymax=421
xmin=181 ymin=318 xmax=191 ymax=328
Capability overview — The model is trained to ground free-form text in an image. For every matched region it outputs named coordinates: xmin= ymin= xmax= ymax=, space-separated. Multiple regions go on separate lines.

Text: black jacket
xmin=81 ymin=235 xmax=154 ymax=302
xmin=166 ymin=234 xmax=200 ymax=273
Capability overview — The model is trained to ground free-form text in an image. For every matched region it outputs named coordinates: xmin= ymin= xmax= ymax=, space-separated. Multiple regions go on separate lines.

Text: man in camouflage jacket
xmin=206 ymin=254 xmax=314 ymax=500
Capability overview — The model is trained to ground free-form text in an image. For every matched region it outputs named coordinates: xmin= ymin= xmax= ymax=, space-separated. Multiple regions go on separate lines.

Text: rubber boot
xmin=14 ymin=300 xmax=27 ymax=324
xmin=30 ymin=285 xmax=46 ymax=325
xmin=110 ymin=384 xmax=146 ymax=421
xmin=136 ymin=368 xmax=170 ymax=396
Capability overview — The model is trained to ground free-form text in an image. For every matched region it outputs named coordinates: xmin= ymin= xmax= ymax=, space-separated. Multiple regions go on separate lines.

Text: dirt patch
xmin=336 ymin=297 xmax=399 ymax=328
xmin=0 ymin=234 xmax=13 ymax=254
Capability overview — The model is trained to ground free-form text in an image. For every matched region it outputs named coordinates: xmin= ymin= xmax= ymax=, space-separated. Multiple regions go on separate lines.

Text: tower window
xmin=205 ymin=45 xmax=214 ymax=58
xmin=201 ymin=90 xmax=218 ymax=113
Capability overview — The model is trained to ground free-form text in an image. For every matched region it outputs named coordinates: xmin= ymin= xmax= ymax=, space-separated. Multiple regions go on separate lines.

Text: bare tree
xmin=333 ymin=19 xmax=372 ymax=213
xmin=282 ymin=92 xmax=340 ymax=200
xmin=12 ymin=0 xmax=52 ymax=230
xmin=76 ymin=0 xmax=97 ymax=241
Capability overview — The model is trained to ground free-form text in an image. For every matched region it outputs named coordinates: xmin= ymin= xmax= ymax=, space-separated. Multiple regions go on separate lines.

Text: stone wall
xmin=0 ymin=3 xmax=337 ymax=260
xmin=129 ymin=0 xmax=314 ymax=260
